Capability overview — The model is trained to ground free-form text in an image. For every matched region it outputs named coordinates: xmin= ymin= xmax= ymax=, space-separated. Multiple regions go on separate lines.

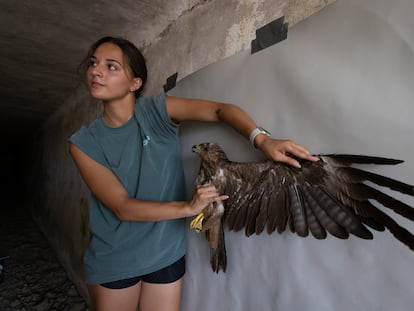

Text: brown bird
xmin=190 ymin=142 xmax=414 ymax=273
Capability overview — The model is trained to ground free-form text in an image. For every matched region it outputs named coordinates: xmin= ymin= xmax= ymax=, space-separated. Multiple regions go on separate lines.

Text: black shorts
xmin=100 ymin=256 xmax=185 ymax=289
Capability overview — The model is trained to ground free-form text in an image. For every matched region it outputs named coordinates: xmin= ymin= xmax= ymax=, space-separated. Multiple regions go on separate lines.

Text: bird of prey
xmin=190 ymin=142 xmax=414 ymax=273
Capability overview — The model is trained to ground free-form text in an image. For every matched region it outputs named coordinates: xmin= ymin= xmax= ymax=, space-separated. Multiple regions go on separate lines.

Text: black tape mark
xmin=251 ymin=16 xmax=288 ymax=54
xmin=163 ymin=72 xmax=178 ymax=93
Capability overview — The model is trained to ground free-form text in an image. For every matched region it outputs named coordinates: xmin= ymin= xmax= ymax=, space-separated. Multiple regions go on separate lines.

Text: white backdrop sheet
xmin=169 ymin=0 xmax=414 ymax=310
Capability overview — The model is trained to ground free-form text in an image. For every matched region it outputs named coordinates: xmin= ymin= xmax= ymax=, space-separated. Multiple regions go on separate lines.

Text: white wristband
xmin=249 ymin=127 xmax=271 ymax=148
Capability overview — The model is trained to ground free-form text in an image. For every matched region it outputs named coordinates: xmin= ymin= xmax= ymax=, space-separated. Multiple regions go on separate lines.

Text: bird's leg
xmin=190 ymin=212 xmax=205 ymax=232
xmin=191 ymin=200 xmax=225 ymax=233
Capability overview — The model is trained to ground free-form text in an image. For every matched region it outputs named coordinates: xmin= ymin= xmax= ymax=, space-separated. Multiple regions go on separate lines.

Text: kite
xmin=190 ymin=142 xmax=414 ymax=273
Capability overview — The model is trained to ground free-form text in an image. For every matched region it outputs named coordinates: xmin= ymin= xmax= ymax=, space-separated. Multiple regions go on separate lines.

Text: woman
xmin=69 ymin=36 xmax=318 ymax=311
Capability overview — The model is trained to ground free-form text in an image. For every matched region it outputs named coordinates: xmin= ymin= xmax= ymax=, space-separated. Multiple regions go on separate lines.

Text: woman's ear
xmin=130 ymin=77 xmax=142 ymax=92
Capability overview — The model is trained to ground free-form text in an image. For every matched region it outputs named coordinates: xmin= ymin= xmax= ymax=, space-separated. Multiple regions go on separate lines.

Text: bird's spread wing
xmin=192 ymin=143 xmax=414 ymax=250
xmin=221 ymin=153 xmax=414 ymax=249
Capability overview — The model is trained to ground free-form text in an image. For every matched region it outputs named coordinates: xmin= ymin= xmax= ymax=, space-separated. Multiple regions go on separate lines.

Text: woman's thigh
xmin=88 ymin=282 xmax=141 ymax=311
xmin=139 ymin=278 xmax=183 ymax=311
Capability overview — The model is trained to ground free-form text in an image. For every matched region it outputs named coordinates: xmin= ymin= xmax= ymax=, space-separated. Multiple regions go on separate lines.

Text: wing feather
xmin=362 ymin=201 xmax=414 ymax=251
xmin=225 ymin=187 xmax=251 ymax=231
xmin=302 ymin=186 xmax=349 ymax=239
xmin=337 ymin=167 xmax=414 ymax=195
xmin=232 ymin=192 xmax=252 ymax=232
xmin=245 ymin=188 xmax=266 ymax=236
xmin=254 ymin=190 xmax=271 ymax=235
xmin=301 ymin=186 xmax=327 ymax=239
xmin=324 ymin=154 xmax=404 ymax=165
xmin=266 ymin=187 xmax=289 ymax=234
xmin=359 ymin=184 xmax=414 ymax=220
xmin=288 ymin=185 xmax=309 ymax=237
xmin=319 ymin=187 xmax=373 ymax=239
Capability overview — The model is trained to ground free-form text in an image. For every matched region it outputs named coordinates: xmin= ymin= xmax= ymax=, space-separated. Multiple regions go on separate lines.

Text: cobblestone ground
xmin=0 ymin=204 xmax=89 ymax=311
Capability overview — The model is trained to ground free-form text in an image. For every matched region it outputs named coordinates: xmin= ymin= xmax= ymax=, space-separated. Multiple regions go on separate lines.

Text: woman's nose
xmin=90 ymin=64 xmax=103 ymax=77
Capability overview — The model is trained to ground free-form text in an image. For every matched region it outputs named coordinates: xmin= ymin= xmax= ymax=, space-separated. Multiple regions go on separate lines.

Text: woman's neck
xmin=102 ymin=97 xmax=136 ymax=127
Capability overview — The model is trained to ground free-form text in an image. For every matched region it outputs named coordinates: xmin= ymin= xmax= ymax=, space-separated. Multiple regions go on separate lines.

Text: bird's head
xmin=192 ymin=142 xmax=229 ymax=162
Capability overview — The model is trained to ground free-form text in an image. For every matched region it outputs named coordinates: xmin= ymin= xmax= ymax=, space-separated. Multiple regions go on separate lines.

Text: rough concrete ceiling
xmin=0 ymin=0 xmax=195 ymax=142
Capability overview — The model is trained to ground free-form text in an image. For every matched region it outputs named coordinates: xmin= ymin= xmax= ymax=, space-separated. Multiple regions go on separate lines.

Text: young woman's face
xmin=87 ymin=42 xmax=141 ymax=101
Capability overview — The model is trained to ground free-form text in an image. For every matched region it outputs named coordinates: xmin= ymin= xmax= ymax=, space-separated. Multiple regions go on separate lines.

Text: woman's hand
xmin=187 ymin=185 xmax=229 ymax=216
xmin=255 ymin=136 xmax=319 ymax=168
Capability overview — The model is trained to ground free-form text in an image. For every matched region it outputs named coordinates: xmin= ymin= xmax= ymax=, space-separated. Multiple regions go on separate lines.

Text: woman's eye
xmin=108 ymin=64 xmax=117 ymax=71
xmin=89 ymin=60 xmax=97 ymax=67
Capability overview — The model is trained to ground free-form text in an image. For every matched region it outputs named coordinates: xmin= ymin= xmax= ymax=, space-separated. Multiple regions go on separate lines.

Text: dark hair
xmin=78 ymin=36 xmax=148 ymax=97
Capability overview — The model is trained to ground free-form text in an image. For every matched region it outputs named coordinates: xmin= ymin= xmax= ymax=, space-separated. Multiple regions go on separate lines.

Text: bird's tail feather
xmin=209 ymin=223 xmax=227 ymax=273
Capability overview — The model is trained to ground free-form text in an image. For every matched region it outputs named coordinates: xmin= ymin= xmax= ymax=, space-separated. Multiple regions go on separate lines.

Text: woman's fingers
xmin=260 ymin=138 xmax=319 ymax=167
xmin=191 ymin=185 xmax=228 ymax=214
xmin=196 ymin=185 xmax=228 ymax=201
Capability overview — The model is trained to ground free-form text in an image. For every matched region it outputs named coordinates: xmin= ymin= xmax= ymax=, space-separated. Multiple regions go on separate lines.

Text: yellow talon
xmin=190 ymin=213 xmax=204 ymax=232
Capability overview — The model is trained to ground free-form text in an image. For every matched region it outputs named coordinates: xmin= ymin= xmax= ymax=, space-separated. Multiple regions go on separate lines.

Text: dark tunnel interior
xmin=1 ymin=140 xmax=28 ymax=206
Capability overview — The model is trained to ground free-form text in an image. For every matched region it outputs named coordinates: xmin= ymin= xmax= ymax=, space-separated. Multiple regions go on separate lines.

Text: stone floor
xmin=0 ymin=202 xmax=89 ymax=311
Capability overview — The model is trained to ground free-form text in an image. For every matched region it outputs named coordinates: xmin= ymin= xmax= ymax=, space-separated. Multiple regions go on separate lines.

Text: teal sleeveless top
xmin=69 ymin=93 xmax=186 ymax=284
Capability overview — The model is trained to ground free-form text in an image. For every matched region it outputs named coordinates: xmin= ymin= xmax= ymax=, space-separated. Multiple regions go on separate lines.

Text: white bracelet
xmin=249 ymin=127 xmax=271 ymax=148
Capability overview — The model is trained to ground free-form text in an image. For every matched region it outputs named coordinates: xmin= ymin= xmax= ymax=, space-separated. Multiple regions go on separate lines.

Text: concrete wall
xmin=29 ymin=0 xmax=334 ymax=302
